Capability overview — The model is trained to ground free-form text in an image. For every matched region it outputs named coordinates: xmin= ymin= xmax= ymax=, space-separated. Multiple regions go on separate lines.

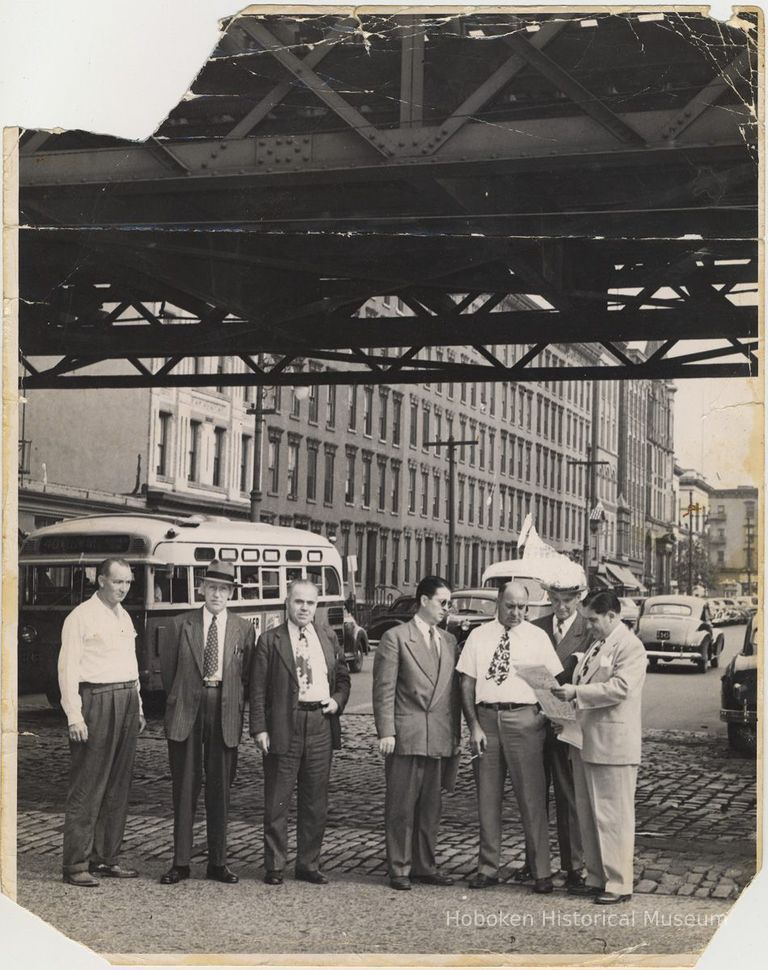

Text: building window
xmin=324 ymin=448 xmax=335 ymax=504
xmin=408 ymin=467 xmax=416 ymax=513
xmin=391 ymin=535 xmax=400 ymax=586
xmin=327 ymin=385 xmax=336 ymax=428
xmin=421 ymin=471 xmax=429 ymax=515
xmin=348 ymin=386 xmax=358 ymax=430
xmin=291 ymin=390 xmax=301 ymax=418
xmin=379 ymin=534 xmax=388 ymax=585
xmin=287 ymin=441 xmax=299 ymax=499
xmin=379 ymin=391 xmax=388 ymax=440
xmin=212 ymin=427 xmax=226 ymax=487
xmin=479 ymin=484 xmax=485 ymax=526
xmin=308 ymin=385 xmax=319 ymax=424
xmin=363 ymin=455 xmax=372 ymax=507
xmin=188 ymin=420 xmax=201 ymax=482
xmin=432 ymin=472 xmax=441 ymax=518
xmin=489 ymin=432 xmax=495 ymax=473
xmin=458 ymin=480 xmax=465 ymax=521
xmin=363 ymin=387 xmax=373 ymax=436
xmin=215 ymin=357 xmax=225 ymax=394
xmin=240 ymin=434 xmax=251 ymax=493
xmin=345 ymin=451 xmax=355 ymax=503
xmin=468 ymin=482 xmax=475 ymax=524
xmin=306 ymin=443 xmax=318 ymax=501
xmin=479 ymin=428 xmax=486 ymax=469
xmin=459 ymin=418 xmax=467 ymax=460
xmin=267 ymin=435 xmax=280 ymax=493
xmin=404 ymin=535 xmax=411 ymax=584
xmin=391 ymin=465 xmax=400 ymax=513
xmin=156 ymin=411 xmax=172 ymax=477
xmin=377 ymin=460 xmax=387 ymax=511
xmin=392 ymin=395 xmax=402 ymax=445
xmin=422 ymin=406 xmax=430 ymax=449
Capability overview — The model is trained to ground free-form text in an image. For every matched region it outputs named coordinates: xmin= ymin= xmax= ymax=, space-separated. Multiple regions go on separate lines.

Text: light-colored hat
xmin=540 ymin=560 xmax=588 ymax=595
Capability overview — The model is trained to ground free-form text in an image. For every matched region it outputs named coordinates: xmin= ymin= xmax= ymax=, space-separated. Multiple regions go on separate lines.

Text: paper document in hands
xmin=513 ymin=664 xmax=560 ymax=691
xmin=513 ymin=665 xmax=576 ymax=721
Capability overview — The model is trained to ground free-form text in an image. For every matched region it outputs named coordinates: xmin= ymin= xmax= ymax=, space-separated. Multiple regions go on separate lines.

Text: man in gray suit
xmin=160 ymin=561 xmax=255 ymax=885
xmin=552 ymin=590 xmax=647 ymax=905
xmin=528 ymin=568 xmax=593 ymax=890
xmin=372 ymin=575 xmax=460 ymax=890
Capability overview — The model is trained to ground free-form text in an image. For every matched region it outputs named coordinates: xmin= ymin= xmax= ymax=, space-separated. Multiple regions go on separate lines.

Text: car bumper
xmin=644 ymin=645 xmax=701 ymax=659
xmin=720 ymin=708 xmax=757 ymax=725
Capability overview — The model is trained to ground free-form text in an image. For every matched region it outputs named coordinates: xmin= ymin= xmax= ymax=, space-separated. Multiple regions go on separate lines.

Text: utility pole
xmin=424 ymin=434 xmax=478 ymax=588
xmin=568 ymin=446 xmax=609 ymax=585
xmin=745 ymin=512 xmax=754 ymax=595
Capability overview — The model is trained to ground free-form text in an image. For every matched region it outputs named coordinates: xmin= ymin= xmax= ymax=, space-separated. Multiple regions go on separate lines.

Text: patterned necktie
xmin=578 ymin=639 xmax=602 ymax=683
xmin=203 ymin=614 xmax=218 ymax=679
xmin=487 ymin=628 xmax=511 ymax=685
xmin=296 ymin=628 xmax=313 ymax=688
xmin=555 ymin=618 xmax=564 ymax=643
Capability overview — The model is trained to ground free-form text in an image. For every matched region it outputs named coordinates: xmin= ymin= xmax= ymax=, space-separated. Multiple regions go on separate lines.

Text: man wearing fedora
xmin=159 ymin=560 xmax=255 ymax=885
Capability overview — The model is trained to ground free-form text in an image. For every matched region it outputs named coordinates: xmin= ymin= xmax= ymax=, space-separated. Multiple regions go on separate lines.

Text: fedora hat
xmin=201 ymin=560 xmax=239 ymax=587
xmin=540 ymin=560 xmax=588 ymax=596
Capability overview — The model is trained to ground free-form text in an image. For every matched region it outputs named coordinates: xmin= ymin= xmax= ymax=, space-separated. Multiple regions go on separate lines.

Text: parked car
xmin=343 ymin=610 xmax=370 ymax=673
xmin=618 ymin=597 xmax=640 ymax=631
xmin=365 ymin=595 xmax=418 ymax=646
xmin=721 ymin=598 xmax=746 ymax=625
xmin=708 ymin=598 xmax=727 ymax=626
xmin=445 ymin=588 xmax=498 ymax=646
xmin=735 ymin=595 xmax=759 ymax=617
xmin=637 ymin=595 xmax=724 ymax=673
xmin=721 ymin=616 xmax=758 ymax=755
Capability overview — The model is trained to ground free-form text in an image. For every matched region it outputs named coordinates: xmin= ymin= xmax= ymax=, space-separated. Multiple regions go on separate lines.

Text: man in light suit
xmin=250 ymin=579 xmax=350 ymax=886
xmin=372 ymin=575 xmax=460 ymax=891
xmin=552 ymin=589 xmax=647 ymax=905
xmin=160 ymin=560 xmax=255 ymax=885
xmin=528 ymin=566 xmax=593 ymax=889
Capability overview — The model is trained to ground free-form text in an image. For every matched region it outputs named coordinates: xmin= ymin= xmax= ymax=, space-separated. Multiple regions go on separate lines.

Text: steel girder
xmin=17 ymin=11 xmax=759 ymax=389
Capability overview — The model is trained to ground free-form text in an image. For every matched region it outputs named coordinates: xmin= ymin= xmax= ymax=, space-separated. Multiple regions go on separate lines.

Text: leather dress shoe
xmin=532 ymin=877 xmax=554 ymax=894
xmin=63 ymin=871 xmax=99 ymax=888
xmin=568 ymin=882 xmax=603 ymax=897
xmin=160 ymin=865 xmax=190 ymax=885
xmin=565 ymin=870 xmax=586 ymax=889
xmin=595 ymin=891 xmax=632 ymax=905
xmin=389 ymin=876 xmax=412 ymax=891
xmin=88 ymin=863 xmax=138 ymax=879
xmin=264 ymin=870 xmax=284 ymax=885
xmin=411 ymin=872 xmax=454 ymax=886
xmin=510 ymin=864 xmax=533 ymax=883
xmin=295 ymin=868 xmax=329 ymax=885
xmin=206 ymin=864 xmax=238 ymax=884
xmin=468 ymin=872 xmax=499 ymax=889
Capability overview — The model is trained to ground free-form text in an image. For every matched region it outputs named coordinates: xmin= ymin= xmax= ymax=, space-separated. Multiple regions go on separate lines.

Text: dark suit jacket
xmin=249 ymin=621 xmax=351 ymax=754
xmin=533 ymin=611 xmax=594 ymax=685
xmin=372 ymin=619 xmax=461 ymax=757
xmin=161 ymin=608 xmax=255 ymax=748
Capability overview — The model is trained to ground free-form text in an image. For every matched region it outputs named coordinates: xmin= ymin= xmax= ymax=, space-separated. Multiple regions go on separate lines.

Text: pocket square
xmin=599 ymin=653 xmax=614 ymax=668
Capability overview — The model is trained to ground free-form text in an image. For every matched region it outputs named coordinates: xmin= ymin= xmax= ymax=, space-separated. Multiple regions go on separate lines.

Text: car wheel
xmin=648 ymin=658 xmax=658 ymax=671
xmin=727 ymin=721 xmax=757 ymax=757
xmin=348 ymin=641 xmax=364 ymax=673
xmin=695 ymin=651 xmax=707 ymax=673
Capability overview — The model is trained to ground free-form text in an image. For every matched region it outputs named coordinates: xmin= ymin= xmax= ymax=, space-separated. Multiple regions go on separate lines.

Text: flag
xmin=517 ymin=513 xmax=533 ymax=549
xmin=589 ymin=501 xmax=606 ymax=522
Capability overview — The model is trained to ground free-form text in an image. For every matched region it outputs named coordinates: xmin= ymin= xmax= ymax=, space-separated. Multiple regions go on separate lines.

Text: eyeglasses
xmin=435 ymin=598 xmax=452 ymax=608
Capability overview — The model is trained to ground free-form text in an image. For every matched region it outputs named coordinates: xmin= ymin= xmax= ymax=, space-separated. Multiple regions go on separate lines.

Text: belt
xmin=297 ymin=701 xmax=324 ymax=711
xmin=80 ymin=681 xmax=136 ymax=691
xmin=203 ymin=680 xmax=222 ymax=688
xmin=477 ymin=701 xmax=536 ymax=711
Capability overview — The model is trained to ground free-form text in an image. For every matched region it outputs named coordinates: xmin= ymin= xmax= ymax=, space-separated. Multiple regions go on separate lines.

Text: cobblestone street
xmin=17 ymin=709 xmax=757 ymax=901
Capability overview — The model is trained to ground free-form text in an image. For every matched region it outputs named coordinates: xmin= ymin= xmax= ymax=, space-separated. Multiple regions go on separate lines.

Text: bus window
xmin=240 ymin=564 xmax=261 ymax=601
xmin=29 ymin=565 xmax=73 ymax=606
xmin=262 ymin=569 xmax=280 ymax=600
xmin=306 ymin=564 xmax=322 ymax=590
xmin=154 ymin=566 xmax=190 ymax=604
xmin=286 ymin=567 xmax=303 ymax=585
xmin=73 ymin=566 xmax=99 ymax=603
xmin=323 ymin=566 xmax=341 ymax=597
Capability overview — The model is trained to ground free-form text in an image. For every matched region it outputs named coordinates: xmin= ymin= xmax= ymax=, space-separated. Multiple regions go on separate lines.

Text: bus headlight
xmin=20 ymin=624 xmax=38 ymax=644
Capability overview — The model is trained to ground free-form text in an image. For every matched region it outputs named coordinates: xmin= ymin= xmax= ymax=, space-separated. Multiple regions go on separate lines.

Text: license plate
xmin=657 ymin=630 xmax=670 ymax=640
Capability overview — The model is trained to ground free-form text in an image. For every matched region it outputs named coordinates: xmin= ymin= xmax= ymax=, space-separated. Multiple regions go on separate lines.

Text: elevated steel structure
xmin=18 ymin=10 xmax=759 ymax=389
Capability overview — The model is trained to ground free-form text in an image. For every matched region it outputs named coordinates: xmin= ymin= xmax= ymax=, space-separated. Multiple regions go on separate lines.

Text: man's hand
xmin=321 ymin=698 xmax=339 ymax=715
xmin=378 ymin=736 xmax=395 ymax=756
xmin=551 ymin=684 xmax=577 ymax=702
xmin=470 ymin=724 xmax=487 ymax=757
xmin=139 ymin=715 xmax=147 ymax=734
xmin=68 ymin=720 xmax=88 ymax=743
xmin=254 ymin=732 xmax=270 ymax=754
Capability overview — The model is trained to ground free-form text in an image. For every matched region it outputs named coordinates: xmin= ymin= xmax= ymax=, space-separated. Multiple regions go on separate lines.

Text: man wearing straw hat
xmin=159 ymin=560 xmax=255 ymax=885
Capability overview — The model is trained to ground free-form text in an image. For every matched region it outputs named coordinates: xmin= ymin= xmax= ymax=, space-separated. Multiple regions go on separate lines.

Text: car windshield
xmin=390 ymin=597 xmax=416 ymax=613
xmin=619 ymin=598 xmax=637 ymax=611
xmin=647 ymin=603 xmax=693 ymax=617
xmin=484 ymin=577 xmax=548 ymax=603
xmin=452 ymin=596 xmax=497 ymax=616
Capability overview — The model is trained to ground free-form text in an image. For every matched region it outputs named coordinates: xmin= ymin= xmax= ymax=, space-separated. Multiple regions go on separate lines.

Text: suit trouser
xmin=544 ymin=726 xmax=584 ymax=872
xmin=385 ymin=754 xmax=443 ymax=878
xmin=263 ymin=708 xmax=332 ymax=872
xmin=570 ymin=748 xmax=638 ymax=895
xmin=474 ymin=705 xmax=551 ymax=880
xmin=63 ymin=683 xmax=139 ymax=875
xmin=167 ymin=686 xmax=237 ymax=868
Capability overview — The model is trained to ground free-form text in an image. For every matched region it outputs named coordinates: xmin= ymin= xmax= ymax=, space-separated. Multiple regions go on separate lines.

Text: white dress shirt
xmin=552 ymin=610 xmax=578 ymax=643
xmin=202 ymin=606 xmax=228 ymax=680
xmin=413 ymin=614 xmax=441 ymax=658
xmin=287 ymin=620 xmax=329 ymax=702
xmin=457 ymin=619 xmax=563 ymax=704
xmin=58 ymin=593 xmax=142 ymax=726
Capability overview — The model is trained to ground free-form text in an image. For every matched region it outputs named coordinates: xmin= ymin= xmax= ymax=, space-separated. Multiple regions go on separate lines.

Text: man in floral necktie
xmin=457 ymin=581 xmax=563 ymax=893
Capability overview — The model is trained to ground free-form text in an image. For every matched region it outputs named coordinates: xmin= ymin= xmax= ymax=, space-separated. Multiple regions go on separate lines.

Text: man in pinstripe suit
xmin=159 ymin=561 xmax=255 ymax=885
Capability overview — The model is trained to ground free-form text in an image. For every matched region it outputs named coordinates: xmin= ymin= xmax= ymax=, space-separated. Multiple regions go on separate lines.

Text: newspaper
xmin=514 ymin=664 xmax=577 ymax=721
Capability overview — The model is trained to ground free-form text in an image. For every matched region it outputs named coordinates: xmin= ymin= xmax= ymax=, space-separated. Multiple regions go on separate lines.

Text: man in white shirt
xmin=250 ymin=580 xmax=350 ymax=885
xmin=458 ymin=581 xmax=562 ymax=893
xmin=58 ymin=558 xmax=145 ymax=887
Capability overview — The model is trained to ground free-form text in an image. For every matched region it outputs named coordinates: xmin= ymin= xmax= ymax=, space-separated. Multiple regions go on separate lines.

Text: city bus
xmin=481 ymin=560 xmax=553 ymax=621
xmin=18 ymin=513 xmax=353 ymax=707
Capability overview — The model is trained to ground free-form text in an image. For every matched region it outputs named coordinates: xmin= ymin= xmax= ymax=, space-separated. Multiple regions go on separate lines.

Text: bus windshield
xmin=22 ymin=564 xmax=146 ymax=608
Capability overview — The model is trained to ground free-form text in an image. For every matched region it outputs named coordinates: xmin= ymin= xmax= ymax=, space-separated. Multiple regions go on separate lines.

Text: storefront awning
xmin=605 ymin=562 xmax=646 ymax=592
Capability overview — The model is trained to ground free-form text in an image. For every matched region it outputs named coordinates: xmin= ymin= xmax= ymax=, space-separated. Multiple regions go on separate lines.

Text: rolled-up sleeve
xmin=58 ymin=610 xmax=84 ymax=726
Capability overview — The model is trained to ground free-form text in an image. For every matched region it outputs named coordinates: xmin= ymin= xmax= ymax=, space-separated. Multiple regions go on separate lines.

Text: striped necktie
xmin=578 ymin=639 xmax=602 ymax=683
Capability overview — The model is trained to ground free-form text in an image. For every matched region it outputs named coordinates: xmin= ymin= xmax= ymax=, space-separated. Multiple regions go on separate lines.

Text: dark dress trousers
xmin=532 ymin=611 xmax=594 ymax=873
xmin=372 ymin=620 xmax=460 ymax=878
xmin=161 ymin=609 xmax=254 ymax=868
xmin=249 ymin=622 xmax=350 ymax=873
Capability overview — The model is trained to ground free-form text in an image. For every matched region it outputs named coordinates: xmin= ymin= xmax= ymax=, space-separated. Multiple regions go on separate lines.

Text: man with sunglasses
xmin=373 ymin=575 xmax=461 ymax=891
xmin=458 ymin=580 xmax=562 ymax=893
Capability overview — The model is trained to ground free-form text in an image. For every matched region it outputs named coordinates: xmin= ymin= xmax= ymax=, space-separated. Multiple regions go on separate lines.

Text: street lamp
xmin=423 ymin=435 xmax=478 ymax=588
